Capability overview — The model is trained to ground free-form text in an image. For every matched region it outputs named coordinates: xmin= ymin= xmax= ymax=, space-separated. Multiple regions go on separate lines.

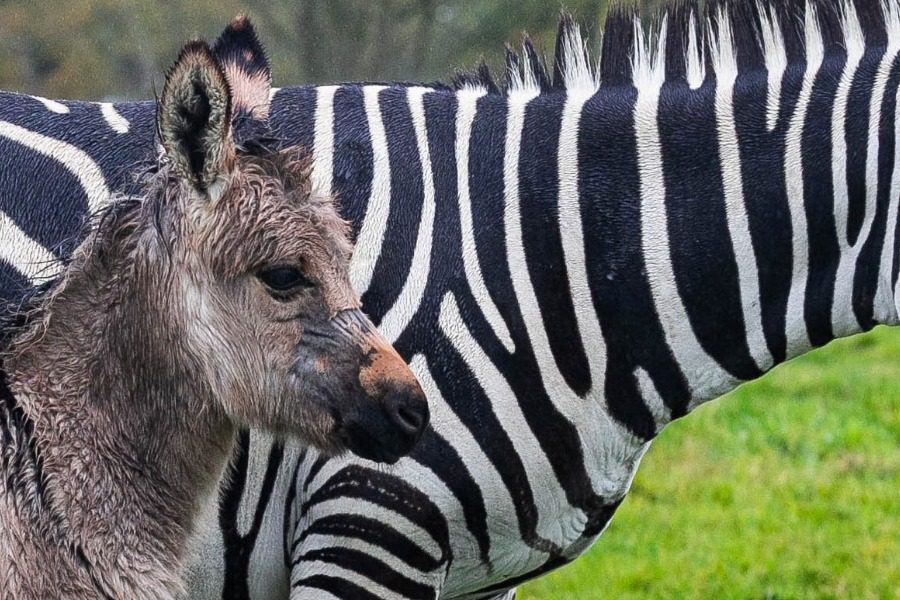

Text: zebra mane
xmin=451 ymin=0 xmax=899 ymax=96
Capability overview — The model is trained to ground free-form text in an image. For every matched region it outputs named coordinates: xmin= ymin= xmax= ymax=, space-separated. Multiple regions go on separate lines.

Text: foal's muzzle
xmin=340 ymin=382 xmax=429 ymax=463
xmin=332 ymin=310 xmax=430 ymax=463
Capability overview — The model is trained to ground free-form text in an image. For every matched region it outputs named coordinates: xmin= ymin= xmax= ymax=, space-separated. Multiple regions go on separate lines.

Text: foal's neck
xmin=4 ymin=250 xmax=234 ymax=597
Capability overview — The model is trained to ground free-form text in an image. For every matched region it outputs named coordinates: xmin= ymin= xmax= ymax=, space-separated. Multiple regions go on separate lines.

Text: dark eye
xmin=257 ymin=266 xmax=313 ymax=295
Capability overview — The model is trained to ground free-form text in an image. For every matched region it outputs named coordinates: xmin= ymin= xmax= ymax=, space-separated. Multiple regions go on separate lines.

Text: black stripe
xmin=219 ymin=431 xmax=285 ymax=600
xmin=845 ymin=45 xmax=884 ymax=246
xmin=853 ymin=57 xmax=900 ymax=328
xmin=580 ymin=79 xmax=691 ymax=427
xmin=304 ymin=454 xmax=328 ymax=493
xmin=301 ymin=464 xmax=451 ymax=561
xmin=803 ymin=51 xmax=845 ymax=347
xmin=733 ymin=47 xmax=804 ymax=365
xmin=519 ymin=91 xmax=592 ymax=395
xmin=293 ymin=574 xmax=384 ymax=600
xmin=332 ymin=86 xmax=373 ymax=241
xmin=292 ymin=513 xmax=444 ymax=573
xmin=362 ymin=87 xmax=424 ymax=323
xmin=660 ymin=73 xmax=762 ymax=380
xmin=297 ymin=547 xmax=436 ymax=599
xmin=271 ymin=85 xmax=317 ymax=153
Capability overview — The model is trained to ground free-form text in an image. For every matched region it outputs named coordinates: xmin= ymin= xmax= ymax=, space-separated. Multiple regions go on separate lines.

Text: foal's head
xmin=139 ymin=39 xmax=427 ymax=462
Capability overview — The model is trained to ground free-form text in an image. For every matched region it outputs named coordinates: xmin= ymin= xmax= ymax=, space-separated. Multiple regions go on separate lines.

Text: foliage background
xmin=0 ymin=1 xmax=896 ymax=598
xmin=0 ymin=0 xmax=621 ymax=101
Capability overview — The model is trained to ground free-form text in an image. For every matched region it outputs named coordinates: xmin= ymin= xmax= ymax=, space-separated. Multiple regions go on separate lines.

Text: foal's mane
xmin=448 ymin=0 xmax=894 ymax=96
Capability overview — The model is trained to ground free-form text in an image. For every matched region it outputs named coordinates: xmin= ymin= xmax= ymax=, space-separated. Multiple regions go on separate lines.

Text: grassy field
xmin=519 ymin=327 xmax=900 ymax=600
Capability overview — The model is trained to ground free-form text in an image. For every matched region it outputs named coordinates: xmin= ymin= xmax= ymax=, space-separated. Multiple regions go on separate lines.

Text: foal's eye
xmin=257 ymin=266 xmax=313 ymax=295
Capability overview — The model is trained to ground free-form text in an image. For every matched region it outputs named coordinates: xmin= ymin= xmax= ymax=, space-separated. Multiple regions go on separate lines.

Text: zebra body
xmin=2 ymin=1 xmax=900 ymax=597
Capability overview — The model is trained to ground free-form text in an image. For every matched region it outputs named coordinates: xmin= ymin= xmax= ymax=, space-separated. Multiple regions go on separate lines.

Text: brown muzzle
xmin=331 ymin=310 xmax=429 ymax=463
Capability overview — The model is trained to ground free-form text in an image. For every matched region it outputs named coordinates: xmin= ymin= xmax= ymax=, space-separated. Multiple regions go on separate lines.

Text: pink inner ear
xmin=222 ymin=62 xmax=271 ymax=120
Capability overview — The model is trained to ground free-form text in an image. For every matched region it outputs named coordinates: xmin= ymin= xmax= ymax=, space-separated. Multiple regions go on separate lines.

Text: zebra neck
xmin=582 ymin=29 xmax=900 ymax=424
xmin=282 ymin=32 xmax=900 ymax=440
xmin=476 ymin=41 xmax=900 ymax=431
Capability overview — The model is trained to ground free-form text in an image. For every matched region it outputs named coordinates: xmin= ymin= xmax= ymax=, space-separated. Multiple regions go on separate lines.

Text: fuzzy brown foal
xmin=0 ymin=35 xmax=427 ymax=599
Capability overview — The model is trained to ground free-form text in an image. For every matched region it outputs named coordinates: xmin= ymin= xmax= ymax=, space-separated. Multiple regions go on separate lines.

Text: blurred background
xmin=0 ymin=0 xmax=629 ymax=101
xmin=0 ymin=1 xmax=895 ymax=598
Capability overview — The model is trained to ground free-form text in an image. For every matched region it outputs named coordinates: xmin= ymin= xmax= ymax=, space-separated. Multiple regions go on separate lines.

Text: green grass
xmin=519 ymin=327 xmax=900 ymax=600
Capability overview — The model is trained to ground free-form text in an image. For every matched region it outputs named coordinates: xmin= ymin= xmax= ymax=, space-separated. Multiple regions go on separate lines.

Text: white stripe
xmin=350 ymin=85 xmax=390 ymax=295
xmin=289 ymin=588 xmax=341 ymax=600
xmin=782 ymin=6 xmax=824 ymax=355
xmin=758 ymin=4 xmax=787 ymax=131
xmin=830 ymin=0 xmax=868 ymax=335
xmin=311 ymin=85 xmax=338 ymax=197
xmin=558 ymin=20 xmax=598 ymax=92
xmin=686 ymin=13 xmax=706 ymax=90
xmin=508 ymin=42 xmax=541 ymax=95
xmin=99 ymin=102 xmax=129 ymax=134
xmin=456 ymin=88 xmax=515 ymax=352
xmin=831 ymin=0 xmax=866 ymax=251
xmin=299 ymin=533 xmax=436 ymax=584
xmin=390 ymin=457 xmax=483 ymax=582
xmin=505 ymin=86 xmax=636 ymax=501
xmin=305 ymin=496 xmax=442 ymax=562
xmin=408 ymin=354 xmax=519 ymax=569
xmin=439 ymin=292 xmax=577 ymax=544
xmin=378 ymin=88 xmax=435 ymax=342
xmin=32 ymin=95 xmax=68 ymax=114
xmin=0 ymin=121 xmax=110 ymax=214
xmin=874 ymin=3 xmax=900 ymax=324
xmin=633 ymin=367 xmax=671 ymax=431
xmin=504 ymin=90 xmax=581 ymax=416
xmin=269 ymin=87 xmax=281 ymax=99
xmin=558 ymin=86 xmax=608 ymax=388
xmin=878 ymin=82 xmax=900 ymax=324
xmin=235 ymin=431 xmax=282 ymax=538
xmin=711 ymin=15 xmax=773 ymax=371
xmin=832 ymin=12 xmax=900 ymax=337
xmin=299 ymin=452 xmax=351 ymax=502
xmin=633 ymin=20 xmax=738 ymax=406
xmin=0 ymin=210 xmax=62 ymax=283
xmin=293 ymin=562 xmax=409 ymax=599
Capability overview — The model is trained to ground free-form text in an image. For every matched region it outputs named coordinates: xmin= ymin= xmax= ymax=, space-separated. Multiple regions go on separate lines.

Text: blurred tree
xmin=0 ymin=0 xmax=659 ymax=101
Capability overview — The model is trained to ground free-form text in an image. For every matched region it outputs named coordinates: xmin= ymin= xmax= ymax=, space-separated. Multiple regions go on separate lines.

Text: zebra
xmin=1 ymin=0 xmax=899 ymax=597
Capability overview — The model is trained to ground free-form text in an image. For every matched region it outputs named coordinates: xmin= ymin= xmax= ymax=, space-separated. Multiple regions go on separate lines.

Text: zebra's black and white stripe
xmin=2 ymin=1 xmax=899 ymax=597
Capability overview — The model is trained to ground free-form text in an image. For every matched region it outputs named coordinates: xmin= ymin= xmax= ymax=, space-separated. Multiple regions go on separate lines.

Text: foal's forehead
xmin=203 ymin=154 xmax=349 ymax=269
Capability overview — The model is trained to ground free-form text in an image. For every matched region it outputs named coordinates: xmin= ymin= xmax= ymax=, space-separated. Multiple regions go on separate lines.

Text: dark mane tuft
xmin=451 ymin=61 xmax=499 ymax=93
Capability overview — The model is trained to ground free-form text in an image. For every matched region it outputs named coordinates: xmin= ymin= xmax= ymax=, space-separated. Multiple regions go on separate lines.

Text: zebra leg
xmin=286 ymin=453 xmax=449 ymax=599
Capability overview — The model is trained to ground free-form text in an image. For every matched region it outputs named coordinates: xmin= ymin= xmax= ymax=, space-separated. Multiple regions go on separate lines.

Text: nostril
xmin=395 ymin=403 xmax=424 ymax=433
xmin=387 ymin=391 xmax=429 ymax=437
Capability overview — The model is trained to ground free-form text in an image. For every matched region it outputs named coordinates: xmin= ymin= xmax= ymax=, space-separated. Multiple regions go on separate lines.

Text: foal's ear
xmin=159 ymin=40 xmax=234 ymax=199
xmin=212 ymin=15 xmax=272 ymax=119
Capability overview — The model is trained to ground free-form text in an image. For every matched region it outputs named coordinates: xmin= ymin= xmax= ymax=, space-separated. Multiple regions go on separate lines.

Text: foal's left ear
xmin=159 ymin=40 xmax=234 ymax=199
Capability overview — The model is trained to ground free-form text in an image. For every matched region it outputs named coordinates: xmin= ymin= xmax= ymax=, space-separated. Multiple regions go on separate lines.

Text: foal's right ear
xmin=159 ymin=40 xmax=235 ymax=200
xmin=212 ymin=15 xmax=272 ymax=119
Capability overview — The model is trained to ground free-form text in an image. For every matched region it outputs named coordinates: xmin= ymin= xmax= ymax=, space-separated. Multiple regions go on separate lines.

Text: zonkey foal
xmin=0 ymin=37 xmax=428 ymax=599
